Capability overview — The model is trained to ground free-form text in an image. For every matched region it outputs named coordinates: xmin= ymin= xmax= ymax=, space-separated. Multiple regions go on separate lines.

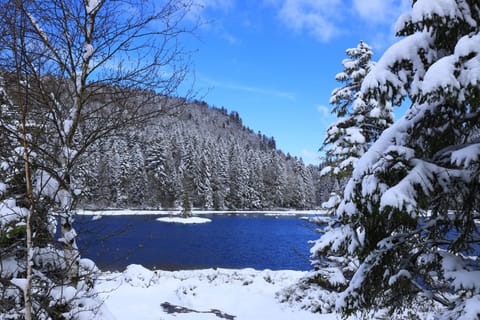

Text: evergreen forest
xmin=77 ymin=100 xmax=327 ymax=210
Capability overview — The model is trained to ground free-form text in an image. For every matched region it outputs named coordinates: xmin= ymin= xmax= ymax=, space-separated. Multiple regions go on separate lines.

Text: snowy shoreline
xmin=96 ymin=264 xmax=334 ymax=320
xmin=76 ymin=209 xmax=325 ymax=216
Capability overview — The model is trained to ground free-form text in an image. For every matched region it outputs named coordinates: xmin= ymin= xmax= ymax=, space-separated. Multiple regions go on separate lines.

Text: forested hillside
xmin=78 ymin=100 xmax=325 ymax=210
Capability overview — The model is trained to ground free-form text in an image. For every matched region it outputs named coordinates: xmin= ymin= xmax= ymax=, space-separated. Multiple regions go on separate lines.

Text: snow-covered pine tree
xmin=197 ymin=140 xmax=214 ymax=209
xmin=281 ymin=41 xmax=391 ymax=313
xmin=285 ymin=158 xmax=315 ymax=209
xmin=246 ymin=151 xmax=265 ymax=209
xmin=321 ymin=41 xmax=393 ymax=181
xmin=144 ymin=136 xmax=170 ymax=207
xmin=226 ymin=144 xmax=249 ymax=209
xmin=311 ymin=1 xmax=480 ymax=318
xmin=211 ymin=145 xmax=229 ymax=210
xmin=124 ymin=140 xmax=148 ymax=206
xmin=262 ymin=150 xmax=287 ymax=208
xmin=179 ymin=135 xmax=199 ymax=210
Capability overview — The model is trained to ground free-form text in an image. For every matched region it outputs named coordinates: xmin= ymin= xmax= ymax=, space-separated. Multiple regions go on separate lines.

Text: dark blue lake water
xmin=75 ymin=214 xmax=319 ymax=271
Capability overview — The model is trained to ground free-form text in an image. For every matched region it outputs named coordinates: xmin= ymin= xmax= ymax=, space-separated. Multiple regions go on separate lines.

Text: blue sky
xmin=183 ymin=0 xmax=410 ymax=164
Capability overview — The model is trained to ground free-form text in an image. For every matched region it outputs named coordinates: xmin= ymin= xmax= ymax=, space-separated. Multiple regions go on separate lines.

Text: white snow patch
xmin=156 ymin=217 xmax=212 ymax=224
xmin=10 ymin=278 xmax=28 ymax=292
xmin=58 ymin=228 xmax=78 ymax=244
xmin=422 ymin=55 xmax=459 ymax=94
xmin=0 ymin=199 xmax=30 ymax=225
xmin=412 ymin=0 xmax=459 ymax=23
xmin=86 ymin=0 xmax=101 ymax=14
xmin=451 ymin=143 xmax=480 ymax=167
xmin=460 ymin=295 xmax=480 ymax=320
xmin=96 ymin=265 xmax=334 ymax=320
xmin=0 ymin=182 xmax=6 ymax=194
xmin=449 ymin=270 xmax=480 ymax=291
xmin=63 ymin=119 xmax=73 ymax=135
xmin=84 ymin=43 xmax=94 ymax=60
xmin=388 ymin=269 xmax=412 ymax=286
xmin=1 ymin=256 xmax=23 ymax=278
xmin=321 ymin=193 xmax=341 ymax=210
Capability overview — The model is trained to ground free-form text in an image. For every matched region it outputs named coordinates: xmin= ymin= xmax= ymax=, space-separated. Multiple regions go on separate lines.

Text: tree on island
xmin=181 ymin=190 xmax=193 ymax=218
xmin=305 ymin=1 xmax=480 ymax=318
xmin=0 ymin=0 xmax=193 ymax=318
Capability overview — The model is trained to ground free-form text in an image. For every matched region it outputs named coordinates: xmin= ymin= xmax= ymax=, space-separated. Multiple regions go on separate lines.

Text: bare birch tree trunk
xmin=15 ymin=0 xmax=33 ymax=316
xmin=61 ymin=212 xmax=80 ymax=286
xmin=22 ymin=115 xmax=33 ymax=320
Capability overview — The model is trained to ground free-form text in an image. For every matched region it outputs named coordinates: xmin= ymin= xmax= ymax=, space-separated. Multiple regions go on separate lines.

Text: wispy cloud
xmin=317 ymin=105 xmax=331 ymax=117
xmin=223 ymin=83 xmax=295 ymax=100
xmin=189 ymin=0 xmax=240 ymax=45
xmin=192 ymin=0 xmax=410 ymax=46
xmin=301 ymin=148 xmax=319 ymax=164
xmin=190 ymin=0 xmax=234 ymax=17
xmin=353 ymin=0 xmax=410 ymax=25
xmin=266 ymin=0 xmax=409 ymax=45
xmin=216 ymin=25 xmax=240 ymax=45
xmin=352 ymin=0 xmax=411 ymax=50
xmin=268 ymin=0 xmax=343 ymax=42
xmin=202 ymin=76 xmax=296 ymax=100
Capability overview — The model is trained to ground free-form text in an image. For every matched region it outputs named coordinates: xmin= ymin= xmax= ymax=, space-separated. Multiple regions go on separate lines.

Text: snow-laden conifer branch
xmin=305 ymin=1 xmax=480 ymax=318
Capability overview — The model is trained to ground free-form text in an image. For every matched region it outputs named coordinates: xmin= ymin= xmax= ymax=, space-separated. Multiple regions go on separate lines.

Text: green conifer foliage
xmin=309 ymin=1 xmax=480 ymax=318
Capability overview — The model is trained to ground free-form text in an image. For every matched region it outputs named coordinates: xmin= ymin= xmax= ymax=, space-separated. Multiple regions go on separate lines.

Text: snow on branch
xmin=0 ymin=199 xmax=30 ymax=225
xmin=441 ymin=252 xmax=480 ymax=292
xmin=25 ymin=12 xmax=48 ymax=44
xmin=310 ymin=224 xmax=364 ymax=256
xmin=422 ymin=55 xmax=459 ymax=96
xmin=442 ymin=295 xmax=480 ymax=320
xmin=85 ymin=0 xmax=102 ymax=15
xmin=387 ymin=269 xmax=412 ymax=286
xmin=380 ymin=157 xmax=472 ymax=213
xmin=422 ymin=33 xmax=480 ymax=103
xmin=361 ymin=32 xmax=435 ymax=104
xmin=450 ymin=143 xmax=480 ymax=167
xmin=411 ymin=0 xmax=460 ymax=24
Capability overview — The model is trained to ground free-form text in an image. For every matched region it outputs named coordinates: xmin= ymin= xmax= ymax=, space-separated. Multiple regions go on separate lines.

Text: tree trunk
xmin=21 ymin=88 xmax=33 ymax=320
xmin=61 ymin=212 xmax=80 ymax=286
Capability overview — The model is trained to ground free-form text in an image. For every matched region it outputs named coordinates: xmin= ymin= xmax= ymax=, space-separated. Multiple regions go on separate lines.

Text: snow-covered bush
xmin=0 ymin=154 xmax=104 ymax=318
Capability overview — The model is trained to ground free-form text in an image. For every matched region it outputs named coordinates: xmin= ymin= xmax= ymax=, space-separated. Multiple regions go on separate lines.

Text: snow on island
xmin=156 ymin=216 xmax=212 ymax=224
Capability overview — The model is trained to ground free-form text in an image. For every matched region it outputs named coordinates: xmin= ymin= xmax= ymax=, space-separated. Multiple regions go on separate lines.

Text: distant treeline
xmin=78 ymin=101 xmax=332 ymax=209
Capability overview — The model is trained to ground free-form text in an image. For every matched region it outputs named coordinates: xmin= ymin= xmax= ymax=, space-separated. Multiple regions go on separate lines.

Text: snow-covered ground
xmin=96 ymin=264 xmax=336 ymax=320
